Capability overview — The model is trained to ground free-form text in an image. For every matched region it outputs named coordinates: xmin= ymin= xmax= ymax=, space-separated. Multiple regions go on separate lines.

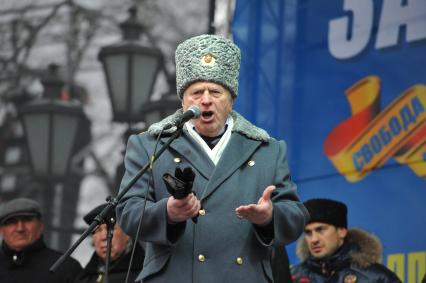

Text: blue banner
xmin=232 ymin=0 xmax=426 ymax=282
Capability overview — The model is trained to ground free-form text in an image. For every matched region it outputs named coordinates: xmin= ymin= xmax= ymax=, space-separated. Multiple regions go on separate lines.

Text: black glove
xmin=163 ymin=167 xmax=195 ymax=199
xmin=163 ymin=167 xmax=199 ymax=223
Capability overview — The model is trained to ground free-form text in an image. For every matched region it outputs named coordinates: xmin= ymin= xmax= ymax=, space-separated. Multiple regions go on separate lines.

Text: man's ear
xmin=181 ymin=93 xmax=186 ymax=109
xmin=337 ymin=227 xmax=348 ymax=239
xmin=39 ymin=220 xmax=45 ymax=233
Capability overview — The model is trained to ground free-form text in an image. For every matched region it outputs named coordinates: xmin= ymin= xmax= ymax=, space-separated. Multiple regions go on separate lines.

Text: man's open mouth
xmin=201 ymin=111 xmax=214 ymax=118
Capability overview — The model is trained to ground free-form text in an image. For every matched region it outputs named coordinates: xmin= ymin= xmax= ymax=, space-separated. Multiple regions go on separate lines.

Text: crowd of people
xmin=0 ymin=196 xmax=418 ymax=283
xmin=0 ymin=33 xmax=423 ymax=283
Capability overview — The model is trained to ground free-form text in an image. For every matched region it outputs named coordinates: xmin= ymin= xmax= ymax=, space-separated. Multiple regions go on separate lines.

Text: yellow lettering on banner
xmin=388 ymin=253 xmax=405 ymax=282
xmin=387 ymin=252 xmax=426 ymax=283
xmin=408 ymin=252 xmax=426 ymax=283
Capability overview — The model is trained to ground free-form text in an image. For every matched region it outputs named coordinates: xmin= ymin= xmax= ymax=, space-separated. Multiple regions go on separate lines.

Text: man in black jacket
xmin=0 ymin=198 xmax=82 ymax=283
xmin=75 ymin=203 xmax=144 ymax=283
xmin=291 ymin=198 xmax=401 ymax=283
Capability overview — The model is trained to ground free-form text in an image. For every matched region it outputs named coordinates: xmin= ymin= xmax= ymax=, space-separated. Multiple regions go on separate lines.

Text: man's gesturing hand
xmin=235 ymin=185 xmax=275 ymax=226
xmin=167 ymin=193 xmax=201 ymax=223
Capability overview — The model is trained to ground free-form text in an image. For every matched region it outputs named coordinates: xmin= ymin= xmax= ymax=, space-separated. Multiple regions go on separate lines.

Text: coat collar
xmin=147 ymin=109 xmax=270 ymax=142
xmin=296 ymin=228 xmax=383 ymax=269
xmin=2 ymin=236 xmax=46 ymax=267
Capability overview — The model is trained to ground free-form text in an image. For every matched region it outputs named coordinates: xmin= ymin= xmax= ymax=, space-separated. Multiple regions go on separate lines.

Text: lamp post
xmin=100 ymin=6 xmax=183 ymax=199
xmin=20 ymin=65 xmax=86 ymax=181
xmin=19 ymin=64 xmax=90 ymax=250
xmin=98 ymin=6 xmax=164 ymax=124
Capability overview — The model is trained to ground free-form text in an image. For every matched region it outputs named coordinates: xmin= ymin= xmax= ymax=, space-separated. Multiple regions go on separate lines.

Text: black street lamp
xmin=19 ymin=66 xmax=87 ymax=181
xmin=20 ymin=100 xmax=86 ymax=180
xmin=18 ymin=64 xmax=90 ymax=250
xmin=99 ymin=7 xmax=184 ymax=204
xmin=98 ymin=6 xmax=164 ymax=123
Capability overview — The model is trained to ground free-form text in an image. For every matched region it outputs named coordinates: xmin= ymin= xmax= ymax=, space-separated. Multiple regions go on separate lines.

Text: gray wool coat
xmin=116 ymin=110 xmax=309 ymax=283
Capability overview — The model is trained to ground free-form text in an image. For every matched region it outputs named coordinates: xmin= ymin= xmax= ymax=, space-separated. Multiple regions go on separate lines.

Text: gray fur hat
xmin=175 ymin=34 xmax=241 ymax=99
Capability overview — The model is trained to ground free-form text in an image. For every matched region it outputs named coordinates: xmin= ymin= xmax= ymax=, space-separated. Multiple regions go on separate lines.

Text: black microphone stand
xmin=50 ymin=126 xmax=184 ymax=276
xmin=104 ymin=215 xmax=115 ymax=283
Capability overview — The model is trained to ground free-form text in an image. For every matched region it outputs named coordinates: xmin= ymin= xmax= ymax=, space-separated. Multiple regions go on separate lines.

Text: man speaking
xmin=116 ymin=34 xmax=309 ymax=283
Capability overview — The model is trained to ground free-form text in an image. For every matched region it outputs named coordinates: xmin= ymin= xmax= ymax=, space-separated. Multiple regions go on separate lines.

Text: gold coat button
xmin=199 ymin=209 xmax=206 ymax=216
xmin=236 ymin=257 xmax=243 ymax=265
xmin=248 ymin=160 xmax=255 ymax=166
xmin=198 ymin=254 xmax=206 ymax=262
xmin=173 ymin=157 xmax=181 ymax=163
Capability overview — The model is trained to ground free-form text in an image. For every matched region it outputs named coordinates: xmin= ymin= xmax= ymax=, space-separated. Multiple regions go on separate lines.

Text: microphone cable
xmin=124 ymin=128 xmax=164 ymax=283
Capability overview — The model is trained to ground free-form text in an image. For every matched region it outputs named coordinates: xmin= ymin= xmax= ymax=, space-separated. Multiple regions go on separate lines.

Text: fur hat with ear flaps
xmin=175 ymin=34 xmax=241 ymax=99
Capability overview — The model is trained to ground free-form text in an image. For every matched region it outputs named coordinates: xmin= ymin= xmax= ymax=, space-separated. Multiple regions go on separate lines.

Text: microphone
xmin=164 ymin=106 xmax=201 ymax=129
xmin=178 ymin=106 xmax=201 ymax=125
